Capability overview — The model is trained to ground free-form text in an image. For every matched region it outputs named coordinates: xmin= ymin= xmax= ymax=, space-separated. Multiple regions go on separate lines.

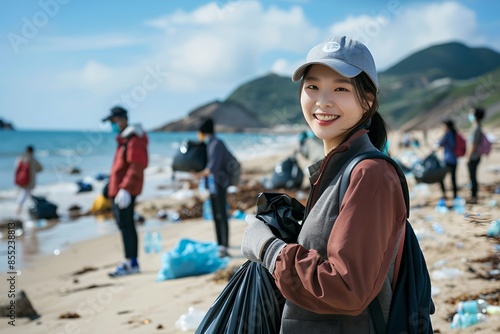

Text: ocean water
xmin=0 ymin=129 xmax=299 ymax=192
xmin=0 ymin=129 xmax=299 ymax=270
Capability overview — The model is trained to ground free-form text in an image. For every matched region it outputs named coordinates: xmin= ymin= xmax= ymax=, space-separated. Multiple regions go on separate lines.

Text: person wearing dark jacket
xmin=194 ymin=118 xmax=234 ymax=258
xmin=102 ymin=106 xmax=148 ymax=277
xmin=437 ymin=119 xmax=459 ymax=200
xmin=241 ymin=36 xmax=433 ymax=333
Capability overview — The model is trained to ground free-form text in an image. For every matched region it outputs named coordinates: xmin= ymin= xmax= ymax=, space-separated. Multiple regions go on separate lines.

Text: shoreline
xmin=1 ymin=127 xmax=500 ymax=333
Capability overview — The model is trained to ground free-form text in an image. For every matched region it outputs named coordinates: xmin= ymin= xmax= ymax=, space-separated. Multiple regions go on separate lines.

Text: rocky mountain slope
xmin=155 ymin=41 xmax=500 ymax=132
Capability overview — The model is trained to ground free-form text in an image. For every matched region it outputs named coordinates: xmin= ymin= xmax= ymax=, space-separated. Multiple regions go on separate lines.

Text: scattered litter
xmin=488 ymin=199 xmax=498 ymax=208
xmin=465 ymin=213 xmax=493 ymax=223
xmin=60 ymin=283 xmax=116 ymax=295
xmin=431 ymin=267 xmax=463 ymax=280
xmin=431 ymin=286 xmax=441 ymax=296
xmin=156 ymin=239 xmax=229 ymax=281
xmin=59 ymin=312 xmax=80 ymax=319
xmin=95 ymin=173 xmax=109 ymax=181
xmin=466 ymin=253 xmax=500 ymax=280
xmin=432 ymin=223 xmax=445 ymax=234
xmin=487 ymin=220 xmax=500 ymax=237
xmin=433 ymin=259 xmax=447 ymax=268
xmin=0 ymin=290 xmax=40 ymax=320
xmin=76 ymin=180 xmax=93 ymax=193
xmin=175 ymin=307 xmax=206 ymax=331
xmin=414 ymin=228 xmax=435 ymax=241
xmin=71 ymin=266 xmax=98 ymax=276
xmin=211 ymin=266 xmax=239 ymax=284
xmin=230 ymin=209 xmax=246 ymax=220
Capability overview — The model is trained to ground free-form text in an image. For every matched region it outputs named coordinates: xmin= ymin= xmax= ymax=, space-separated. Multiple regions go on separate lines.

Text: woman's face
xmin=300 ymin=64 xmax=368 ymax=153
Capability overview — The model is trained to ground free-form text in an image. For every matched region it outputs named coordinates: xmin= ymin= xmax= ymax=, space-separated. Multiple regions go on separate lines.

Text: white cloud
xmin=3 ymin=0 xmax=494 ymax=130
xmin=146 ymin=1 xmax=319 ymax=92
xmin=48 ymin=1 xmax=319 ymax=99
xmin=327 ymin=1 xmax=478 ymax=70
xmin=33 ymin=34 xmax=147 ymax=51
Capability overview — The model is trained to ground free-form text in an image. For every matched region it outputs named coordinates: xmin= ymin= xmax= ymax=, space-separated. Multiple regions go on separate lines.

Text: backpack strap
xmin=338 ymin=150 xmax=411 ymax=334
xmin=339 ymin=151 xmax=410 ymax=218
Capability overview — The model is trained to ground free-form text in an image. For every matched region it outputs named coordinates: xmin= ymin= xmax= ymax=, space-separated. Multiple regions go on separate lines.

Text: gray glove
xmin=241 ymin=215 xmax=275 ymax=262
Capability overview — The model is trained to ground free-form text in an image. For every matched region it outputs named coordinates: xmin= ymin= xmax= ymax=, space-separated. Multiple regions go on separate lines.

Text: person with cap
xmin=102 ymin=106 xmax=148 ymax=277
xmin=194 ymin=118 xmax=234 ymax=258
xmin=241 ymin=36 xmax=430 ymax=332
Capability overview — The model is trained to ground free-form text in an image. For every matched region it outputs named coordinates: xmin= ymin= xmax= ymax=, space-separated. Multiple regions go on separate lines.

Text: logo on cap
xmin=322 ymin=41 xmax=341 ymax=53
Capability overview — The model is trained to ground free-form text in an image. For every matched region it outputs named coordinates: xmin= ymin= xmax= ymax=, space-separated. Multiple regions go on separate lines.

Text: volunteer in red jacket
xmin=102 ymin=106 xmax=148 ymax=277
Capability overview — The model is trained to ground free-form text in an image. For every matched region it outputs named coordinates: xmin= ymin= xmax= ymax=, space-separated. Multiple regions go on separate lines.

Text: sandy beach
xmin=1 ymin=127 xmax=500 ymax=334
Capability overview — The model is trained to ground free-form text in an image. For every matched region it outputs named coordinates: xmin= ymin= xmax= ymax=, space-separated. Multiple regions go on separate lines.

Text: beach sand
xmin=1 ymin=128 xmax=500 ymax=334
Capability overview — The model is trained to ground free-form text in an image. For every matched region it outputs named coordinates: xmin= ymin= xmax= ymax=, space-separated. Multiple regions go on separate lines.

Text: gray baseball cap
xmin=292 ymin=36 xmax=378 ymax=90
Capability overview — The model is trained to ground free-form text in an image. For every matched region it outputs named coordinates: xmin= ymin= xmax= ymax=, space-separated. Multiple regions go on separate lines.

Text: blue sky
xmin=1 ymin=0 xmax=499 ymax=130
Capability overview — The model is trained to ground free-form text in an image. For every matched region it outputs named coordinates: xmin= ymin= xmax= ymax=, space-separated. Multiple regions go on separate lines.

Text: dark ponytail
xmin=367 ymin=112 xmax=388 ymax=151
xmin=350 ymin=72 xmax=388 ymax=151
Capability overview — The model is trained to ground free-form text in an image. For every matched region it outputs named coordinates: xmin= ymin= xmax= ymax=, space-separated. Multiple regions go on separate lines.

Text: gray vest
xmin=280 ymin=134 xmax=397 ymax=334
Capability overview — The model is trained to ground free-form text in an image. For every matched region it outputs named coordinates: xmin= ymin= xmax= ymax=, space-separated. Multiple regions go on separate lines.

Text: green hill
xmin=225 ymin=73 xmax=303 ymax=126
xmin=158 ymin=41 xmax=500 ymax=132
xmin=382 ymin=42 xmax=500 ymax=80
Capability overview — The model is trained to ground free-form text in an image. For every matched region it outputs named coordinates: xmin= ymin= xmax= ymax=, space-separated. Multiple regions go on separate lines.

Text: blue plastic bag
xmin=157 ymin=238 xmax=229 ymax=281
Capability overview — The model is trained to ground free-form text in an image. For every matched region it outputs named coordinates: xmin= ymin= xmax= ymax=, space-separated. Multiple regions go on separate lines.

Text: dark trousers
xmin=440 ymin=163 xmax=457 ymax=199
xmin=210 ymin=185 xmax=229 ymax=248
xmin=467 ymin=158 xmax=481 ymax=198
xmin=111 ymin=196 xmax=137 ymax=259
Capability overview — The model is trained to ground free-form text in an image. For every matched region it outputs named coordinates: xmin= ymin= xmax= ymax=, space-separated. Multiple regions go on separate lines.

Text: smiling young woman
xmin=241 ymin=36 xmax=433 ymax=333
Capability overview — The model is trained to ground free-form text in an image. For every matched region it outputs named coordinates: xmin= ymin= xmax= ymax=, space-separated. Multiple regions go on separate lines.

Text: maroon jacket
xmin=108 ymin=124 xmax=148 ymax=197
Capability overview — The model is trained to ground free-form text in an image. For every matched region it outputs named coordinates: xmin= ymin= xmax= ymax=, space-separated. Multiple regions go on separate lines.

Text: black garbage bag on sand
xmin=172 ymin=140 xmax=207 ymax=172
xmin=270 ymin=155 xmax=304 ymax=189
xmin=412 ymin=152 xmax=447 ymax=184
xmin=195 ymin=193 xmax=304 ymax=334
xmin=29 ymin=195 xmax=58 ymax=220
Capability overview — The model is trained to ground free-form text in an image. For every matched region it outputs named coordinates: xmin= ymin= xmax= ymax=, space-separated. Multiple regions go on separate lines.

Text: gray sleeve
xmin=262 ymin=238 xmax=287 ymax=275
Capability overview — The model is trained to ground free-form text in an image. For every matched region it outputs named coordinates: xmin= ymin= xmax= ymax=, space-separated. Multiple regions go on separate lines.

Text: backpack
xmin=478 ymin=133 xmax=492 ymax=156
xmin=339 ymin=151 xmax=435 ymax=334
xmin=15 ymin=159 xmax=31 ymax=187
xmin=454 ymin=133 xmax=466 ymax=157
xmin=226 ymin=153 xmax=241 ymax=186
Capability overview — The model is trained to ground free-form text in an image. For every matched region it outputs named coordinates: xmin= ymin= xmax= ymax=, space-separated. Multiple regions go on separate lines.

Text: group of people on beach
xmin=436 ymin=108 xmax=489 ymax=205
xmin=14 ymin=35 xmax=494 ymax=333
xmin=99 ymin=107 xmax=235 ymax=276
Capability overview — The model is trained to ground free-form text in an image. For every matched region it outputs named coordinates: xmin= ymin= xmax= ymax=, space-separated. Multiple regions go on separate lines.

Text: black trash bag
xmin=255 ymin=192 xmax=304 ymax=243
xmin=412 ymin=152 xmax=447 ymax=184
xmin=29 ymin=195 xmax=58 ymax=220
xmin=270 ymin=155 xmax=304 ymax=189
xmin=172 ymin=140 xmax=207 ymax=172
xmin=195 ymin=193 xmax=304 ymax=334
xmin=195 ymin=260 xmax=284 ymax=334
